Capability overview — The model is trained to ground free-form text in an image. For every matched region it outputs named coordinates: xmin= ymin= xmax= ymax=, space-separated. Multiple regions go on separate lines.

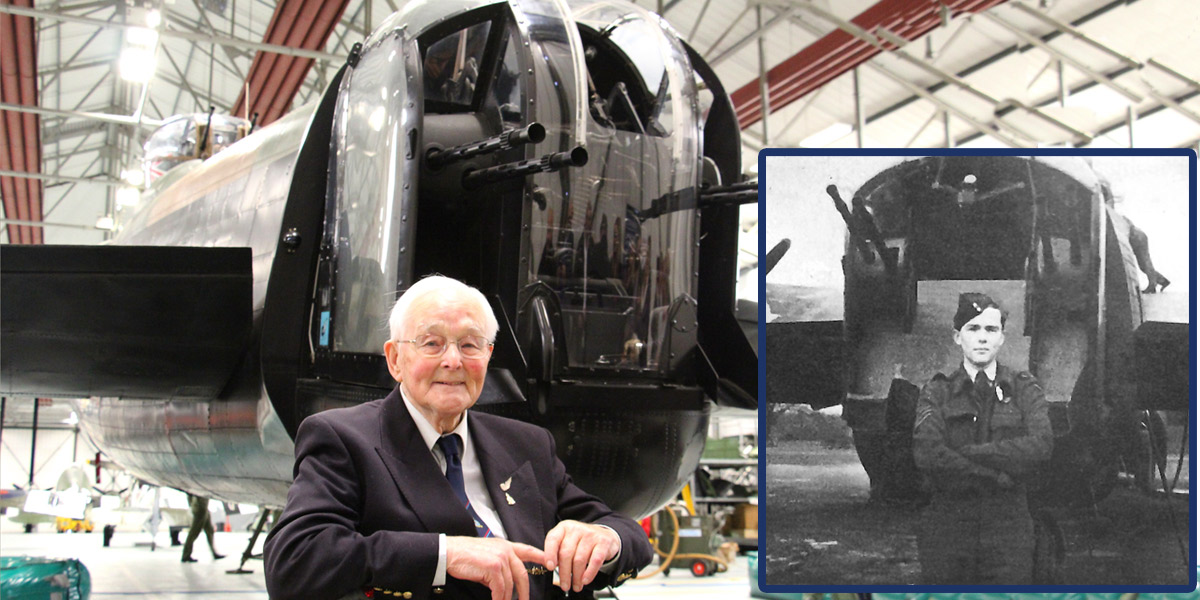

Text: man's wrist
xmin=596 ymin=524 xmax=622 ymax=573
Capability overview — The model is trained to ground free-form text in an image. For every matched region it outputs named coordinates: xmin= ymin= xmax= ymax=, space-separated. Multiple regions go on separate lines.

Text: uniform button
xmin=404 ymin=593 xmax=413 ymax=599
xmin=433 ymin=588 xmax=444 ymax=595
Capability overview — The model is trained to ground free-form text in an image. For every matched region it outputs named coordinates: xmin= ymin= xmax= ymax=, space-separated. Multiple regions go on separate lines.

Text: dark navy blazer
xmin=263 ymin=388 xmax=651 ymax=600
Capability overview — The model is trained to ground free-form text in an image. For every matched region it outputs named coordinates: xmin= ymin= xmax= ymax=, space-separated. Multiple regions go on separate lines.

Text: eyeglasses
xmin=400 ymin=334 xmax=493 ymax=359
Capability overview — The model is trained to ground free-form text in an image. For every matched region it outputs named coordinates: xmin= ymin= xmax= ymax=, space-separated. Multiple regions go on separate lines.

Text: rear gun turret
xmin=827 ymin=184 xmax=895 ymax=274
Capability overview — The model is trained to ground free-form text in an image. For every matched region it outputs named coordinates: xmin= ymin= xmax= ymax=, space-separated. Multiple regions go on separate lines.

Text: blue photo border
xmin=756 ymin=147 xmax=1197 ymax=593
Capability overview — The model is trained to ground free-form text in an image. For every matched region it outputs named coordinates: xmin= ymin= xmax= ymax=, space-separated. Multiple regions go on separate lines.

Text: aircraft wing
xmin=1 ymin=245 xmax=252 ymax=400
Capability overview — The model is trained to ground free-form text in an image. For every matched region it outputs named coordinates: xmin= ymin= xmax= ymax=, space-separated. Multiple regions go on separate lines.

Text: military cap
xmin=953 ymin=292 xmax=1005 ymax=330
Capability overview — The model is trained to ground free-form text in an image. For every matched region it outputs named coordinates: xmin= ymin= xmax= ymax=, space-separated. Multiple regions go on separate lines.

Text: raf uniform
xmin=912 ymin=293 xmax=1052 ymax=584
xmin=263 ymin=388 xmax=649 ymax=600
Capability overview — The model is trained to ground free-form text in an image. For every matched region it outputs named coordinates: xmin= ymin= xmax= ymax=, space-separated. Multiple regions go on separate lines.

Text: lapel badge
xmin=500 ymin=477 xmax=511 ymax=492
xmin=996 ymin=384 xmax=1009 ymax=403
xmin=506 ymin=492 xmax=516 ymax=505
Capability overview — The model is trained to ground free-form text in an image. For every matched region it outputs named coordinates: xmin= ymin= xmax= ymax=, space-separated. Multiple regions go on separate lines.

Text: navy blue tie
xmin=436 ymin=434 xmax=492 ymax=538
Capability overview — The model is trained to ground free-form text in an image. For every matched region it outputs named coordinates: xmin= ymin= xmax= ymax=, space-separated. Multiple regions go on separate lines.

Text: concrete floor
xmin=0 ymin=526 xmax=758 ymax=599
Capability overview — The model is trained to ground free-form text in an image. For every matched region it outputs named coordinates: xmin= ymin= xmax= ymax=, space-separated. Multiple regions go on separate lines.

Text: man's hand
xmin=543 ymin=520 xmax=621 ymax=594
xmin=446 ymin=537 xmax=546 ymax=600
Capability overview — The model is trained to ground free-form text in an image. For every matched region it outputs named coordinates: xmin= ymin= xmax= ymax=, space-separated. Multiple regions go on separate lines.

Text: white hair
xmin=387 ymin=275 xmax=499 ymax=342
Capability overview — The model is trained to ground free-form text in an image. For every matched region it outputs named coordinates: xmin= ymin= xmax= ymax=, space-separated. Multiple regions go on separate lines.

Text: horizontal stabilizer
xmin=1 ymin=245 xmax=253 ymax=400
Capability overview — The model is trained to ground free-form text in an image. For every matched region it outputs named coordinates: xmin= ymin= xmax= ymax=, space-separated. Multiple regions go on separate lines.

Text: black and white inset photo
xmin=761 ymin=152 xmax=1192 ymax=587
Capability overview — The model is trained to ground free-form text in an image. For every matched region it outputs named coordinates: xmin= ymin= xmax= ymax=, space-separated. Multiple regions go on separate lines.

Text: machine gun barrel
xmin=461 ymin=146 xmax=588 ymax=190
xmin=698 ymin=189 xmax=759 ymax=207
xmin=197 ymin=105 xmax=216 ymax=156
xmin=826 ymin=184 xmax=875 ymax=265
xmin=851 ymin=195 xmax=896 ymax=273
xmin=702 ymin=181 xmax=758 ymax=194
xmin=427 ymin=123 xmax=547 ymax=169
xmin=764 ymin=238 xmax=791 ymax=275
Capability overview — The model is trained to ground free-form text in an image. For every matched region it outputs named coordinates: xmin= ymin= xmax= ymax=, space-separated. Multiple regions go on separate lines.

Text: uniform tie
xmin=973 ymin=371 xmax=996 ymax=442
xmin=436 ymin=434 xmax=492 ymax=538
xmin=973 ymin=371 xmax=992 ymax=404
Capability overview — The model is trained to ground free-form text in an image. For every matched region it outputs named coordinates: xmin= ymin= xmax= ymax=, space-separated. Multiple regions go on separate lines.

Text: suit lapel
xmin=470 ymin=414 xmax=544 ymax=548
xmin=375 ymin=388 xmax=477 ymax=537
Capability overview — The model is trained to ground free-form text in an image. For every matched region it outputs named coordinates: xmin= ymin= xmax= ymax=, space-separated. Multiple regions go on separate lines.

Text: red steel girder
xmin=730 ymin=0 xmax=1011 ymax=130
xmin=0 ymin=0 xmax=43 ymax=244
xmin=231 ymin=0 xmax=349 ymax=127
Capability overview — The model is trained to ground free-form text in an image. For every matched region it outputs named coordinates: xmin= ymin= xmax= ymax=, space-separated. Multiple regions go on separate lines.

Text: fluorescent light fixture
xmin=95 ymin=216 xmax=116 ymax=231
xmin=121 ymin=168 xmax=145 ymax=186
xmin=798 ymin=122 xmax=853 ymax=147
xmin=126 ymin=26 xmax=158 ymax=47
xmin=119 ymin=47 xmax=157 ymax=83
xmin=116 ymin=186 xmax=141 ymax=207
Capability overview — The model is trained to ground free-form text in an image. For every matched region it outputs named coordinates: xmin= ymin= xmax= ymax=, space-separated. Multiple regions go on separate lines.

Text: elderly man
xmin=913 ymin=293 xmax=1052 ymax=584
xmin=264 ymin=276 xmax=651 ymax=600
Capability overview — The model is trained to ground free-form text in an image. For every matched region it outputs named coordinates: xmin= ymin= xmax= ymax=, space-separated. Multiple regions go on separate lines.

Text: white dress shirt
xmin=400 ymin=388 xmax=506 ymax=586
xmin=399 ymin=387 xmax=621 ymax=587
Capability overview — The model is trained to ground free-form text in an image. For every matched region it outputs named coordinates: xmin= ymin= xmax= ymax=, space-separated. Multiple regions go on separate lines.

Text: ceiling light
xmin=116 ymin=186 xmax=141 ymax=207
xmin=145 ymin=9 xmax=162 ymax=28
xmin=121 ymin=168 xmax=145 ymax=187
xmin=126 ymin=26 xmax=158 ymax=47
xmin=119 ymin=47 xmax=157 ymax=83
xmin=95 ymin=216 xmax=116 ymax=231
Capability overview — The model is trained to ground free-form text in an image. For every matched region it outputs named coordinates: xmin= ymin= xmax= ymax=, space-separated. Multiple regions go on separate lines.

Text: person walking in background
xmin=181 ymin=493 xmax=224 ymax=563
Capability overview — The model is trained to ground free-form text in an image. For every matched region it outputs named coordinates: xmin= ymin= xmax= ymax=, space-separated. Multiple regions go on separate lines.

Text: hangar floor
xmin=0 ymin=527 xmax=759 ymax=599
